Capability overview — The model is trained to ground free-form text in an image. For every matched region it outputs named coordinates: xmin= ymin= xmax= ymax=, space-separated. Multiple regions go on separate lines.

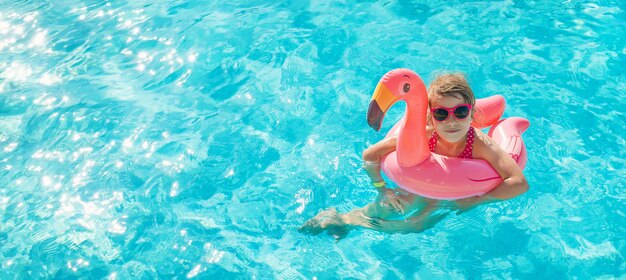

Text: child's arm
xmin=362 ymin=136 xmax=397 ymax=185
xmin=362 ymin=136 xmax=414 ymax=213
xmin=461 ymin=130 xmax=529 ymax=208
xmin=341 ymin=199 xmax=447 ymax=234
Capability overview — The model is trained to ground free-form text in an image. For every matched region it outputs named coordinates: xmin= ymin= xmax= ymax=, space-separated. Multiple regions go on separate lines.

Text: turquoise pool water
xmin=1 ymin=0 xmax=625 ymax=278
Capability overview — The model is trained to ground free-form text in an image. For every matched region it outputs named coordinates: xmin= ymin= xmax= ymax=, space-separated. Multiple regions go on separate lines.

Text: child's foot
xmin=299 ymin=208 xmax=351 ymax=241
xmin=298 ymin=208 xmax=339 ymax=235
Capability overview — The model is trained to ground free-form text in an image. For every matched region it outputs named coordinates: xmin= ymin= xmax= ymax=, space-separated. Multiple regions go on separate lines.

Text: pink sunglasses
xmin=430 ymin=104 xmax=472 ymax=121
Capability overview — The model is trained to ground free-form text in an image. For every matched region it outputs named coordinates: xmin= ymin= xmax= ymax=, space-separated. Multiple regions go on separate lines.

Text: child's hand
xmin=380 ymin=188 xmax=411 ymax=214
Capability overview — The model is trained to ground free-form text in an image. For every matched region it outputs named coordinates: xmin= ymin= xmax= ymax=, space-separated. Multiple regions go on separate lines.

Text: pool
xmin=0 ymin=0 xmax=624 ymax=278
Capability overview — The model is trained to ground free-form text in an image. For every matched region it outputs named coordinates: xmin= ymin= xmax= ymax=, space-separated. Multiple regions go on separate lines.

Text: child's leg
xmin=343 ymin=198 xmax=449 ymax=234
xmin=298 ymin=195 xmax=405 ymax=236
xmin=299 ymin=191 xmax=435 ymax=239
xmin=344 ymin=191 xmax=417 ymax=222
xmin=298 ymin=191 xmax=414 ymax=238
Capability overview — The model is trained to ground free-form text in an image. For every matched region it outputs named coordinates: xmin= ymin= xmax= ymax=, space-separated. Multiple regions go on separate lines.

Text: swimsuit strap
xmin=428 ymin=131 xmax=438 ymax=153
xmin=458 ymin=126 xmax=474 ymax=159
xmin=428 ymin=126 xmax=475 ymax=159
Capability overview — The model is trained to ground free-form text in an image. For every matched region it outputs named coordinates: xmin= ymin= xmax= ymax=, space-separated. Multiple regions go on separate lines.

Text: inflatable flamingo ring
xmin=367 ymin=69 xmax=529 ymax=200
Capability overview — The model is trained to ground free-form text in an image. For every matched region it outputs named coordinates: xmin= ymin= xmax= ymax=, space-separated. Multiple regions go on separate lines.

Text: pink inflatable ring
xmin=367 ymin=69 xmax=529 ymax=200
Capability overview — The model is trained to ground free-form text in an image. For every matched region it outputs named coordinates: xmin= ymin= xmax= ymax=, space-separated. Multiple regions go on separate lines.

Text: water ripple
xmin=1 ymin=0 xmax=625 ymax=278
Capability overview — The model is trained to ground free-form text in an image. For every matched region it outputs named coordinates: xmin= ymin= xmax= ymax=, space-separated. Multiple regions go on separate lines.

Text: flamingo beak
xmin=367 ymin=83 xmax=396 ymax=131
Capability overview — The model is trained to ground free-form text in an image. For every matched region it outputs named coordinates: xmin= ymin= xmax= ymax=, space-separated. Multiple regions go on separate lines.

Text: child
xmin=299 ymin=73 xmax=529 ymax=241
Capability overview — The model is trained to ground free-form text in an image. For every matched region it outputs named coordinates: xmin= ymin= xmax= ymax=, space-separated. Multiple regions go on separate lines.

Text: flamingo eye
xmin=403 ymin=83 xmax=410 ymax=93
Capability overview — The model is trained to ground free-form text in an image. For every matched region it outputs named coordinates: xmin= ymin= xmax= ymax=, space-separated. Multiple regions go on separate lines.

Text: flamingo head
xmin=367 ymin=69 xmax=427 ymax=131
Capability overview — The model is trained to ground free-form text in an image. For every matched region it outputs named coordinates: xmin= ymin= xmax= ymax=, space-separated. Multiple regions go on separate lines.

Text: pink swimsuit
xmin=428 ymin=127 xmax=475 ymax=159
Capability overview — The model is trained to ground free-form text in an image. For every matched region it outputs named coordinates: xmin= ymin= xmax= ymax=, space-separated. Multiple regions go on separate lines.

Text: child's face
xmin=430 ymin=93 xmax=473 ymax=143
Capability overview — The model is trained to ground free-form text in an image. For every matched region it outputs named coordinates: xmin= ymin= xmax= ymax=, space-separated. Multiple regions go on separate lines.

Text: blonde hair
xmin=428 ymin=73 xmax=475 ymax=106
xmin=427 ymin=73 xmax=476 ymax=125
